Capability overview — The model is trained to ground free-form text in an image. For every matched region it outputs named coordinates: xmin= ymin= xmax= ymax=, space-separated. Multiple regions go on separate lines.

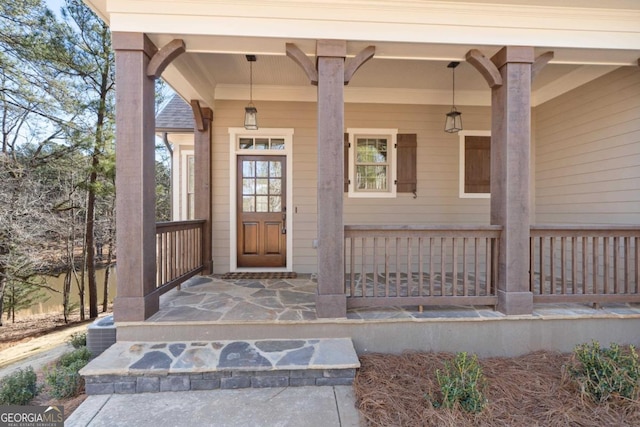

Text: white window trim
xmin=173 ymin=148 xmax=194 ymax=221
xmin=459 ymin=130 xmax=491 ymax=199
xmin=347 ymin=128 xmax=398 ymax=198
xmin=228 ymin=128 xmax=294 ymax=272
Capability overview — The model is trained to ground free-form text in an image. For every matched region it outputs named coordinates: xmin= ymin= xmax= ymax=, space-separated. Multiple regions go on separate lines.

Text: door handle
xmin=282 ymin=227 xmax=287 ymax=235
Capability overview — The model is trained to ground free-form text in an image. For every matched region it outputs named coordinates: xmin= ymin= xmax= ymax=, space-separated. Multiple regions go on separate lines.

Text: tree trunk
xmin=63 ymin=269 xmax=71 ymax=323
xmin=0 ymin=275 xmax=5 ymax=327
xmin=86 ymin=159 xmax=98 ymax=319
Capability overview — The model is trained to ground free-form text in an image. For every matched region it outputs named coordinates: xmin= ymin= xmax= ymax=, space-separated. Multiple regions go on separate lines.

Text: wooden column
xmin=490 ymin=46 xmax=534 ymax=315
xmin=112 ymin=33 xmax=159 ymax=321
xmin=316 ymin=40 xmax=347 ymax=318
xmin=194 ymin=105 xmax=213 ymax=274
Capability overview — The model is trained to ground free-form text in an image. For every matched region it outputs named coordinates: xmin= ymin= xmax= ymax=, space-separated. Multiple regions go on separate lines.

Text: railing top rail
xmin=345 ymin=225 xmax=503 ymax=231
xmin=345 ymin=224 xmax=502 ymax=237
xmin=531 ymin=224 xmax=640 ymax=236
xmin=156 ymin=219 xmax=206 ymax=232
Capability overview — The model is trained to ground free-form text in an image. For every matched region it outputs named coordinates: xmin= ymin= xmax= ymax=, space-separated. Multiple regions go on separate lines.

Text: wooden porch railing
xmin=344 ymin=225 xmax=501 ymax=308
xmin=155 ymin=220 xmax=205 ymax=292
xmin=530 ymin=225 xmax=640 ymax=304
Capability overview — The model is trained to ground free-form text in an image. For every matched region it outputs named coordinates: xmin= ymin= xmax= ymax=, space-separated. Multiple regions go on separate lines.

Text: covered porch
xmin=101 ymin=1 xmax=640 ymax=326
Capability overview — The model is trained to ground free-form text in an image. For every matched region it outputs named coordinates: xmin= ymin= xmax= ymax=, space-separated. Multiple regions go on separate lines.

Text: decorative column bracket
xmin=147 ymin=39 xmax=186 ymax=79
xmin=286 ymin=42 xmax=375 ymax=85
xmin=344 ymin=46 xmax=375 ymax=84
xmin=190 ymin=100 xmax=207 ymax=132
xmin=467 ymin=48 xmax=554 ymax=86
xmin=531 ymin=51 xmax=554 ymax=81
xmin=466 ymin=49 xmax=503 ymax=88
xmin=286 ymin=43 xmax=319 ymax=85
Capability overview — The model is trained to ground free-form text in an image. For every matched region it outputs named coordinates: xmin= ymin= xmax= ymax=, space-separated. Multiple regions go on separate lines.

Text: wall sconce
xmin=444 ymin=61 xmax=463 ymax=133
xmin=244 ymin=55 xmax=258 ymax=130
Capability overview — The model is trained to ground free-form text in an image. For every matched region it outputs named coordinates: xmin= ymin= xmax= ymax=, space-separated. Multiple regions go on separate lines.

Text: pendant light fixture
xmin=444 ymin=61 xmax=463 ymax=133
xmin=244 ymin=55 xmax=258 ymax=130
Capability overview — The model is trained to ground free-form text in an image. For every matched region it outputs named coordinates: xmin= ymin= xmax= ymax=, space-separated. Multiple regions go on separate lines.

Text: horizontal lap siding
xmin=211 ymin=101 xmax=491 ymax=274
xmin=344 ymin=104 xmax=491 ymax=226
xmin=534 ymin=67 xmax=640 ymax=224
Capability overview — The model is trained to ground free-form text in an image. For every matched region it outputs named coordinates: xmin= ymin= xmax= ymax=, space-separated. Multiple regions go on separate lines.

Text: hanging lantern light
xmin=244 ymin=55 xmax=258 ymax=130
xmin=444 ymin=61 xmax=463 ymax=133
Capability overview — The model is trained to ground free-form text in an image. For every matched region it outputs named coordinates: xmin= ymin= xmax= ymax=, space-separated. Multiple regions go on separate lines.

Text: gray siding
xmin=534 ymin=67 xmax=640 ymax=224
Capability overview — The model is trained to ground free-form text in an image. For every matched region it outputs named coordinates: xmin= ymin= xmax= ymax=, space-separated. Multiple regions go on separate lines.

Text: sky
xmin=45 ymin=0 xmax=65 ymax=17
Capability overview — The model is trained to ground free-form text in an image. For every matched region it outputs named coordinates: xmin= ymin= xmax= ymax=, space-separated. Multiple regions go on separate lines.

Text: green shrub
xmin=568 ymin=341 xmax=640 ymax=403
xmin=0 ymin=366 xmax=39 ymax=405
xmin=45 ymin=347 xmax=91 ymax=399
xmin=57 ymin=347 xmax=91 ymax=368
xmin=45 ymin=365 xmax=84 ymax=399
xmin=434 ymin=352 xmax=487 ymax=413
xmin=68 ymin=332 xmax=87 ymax=349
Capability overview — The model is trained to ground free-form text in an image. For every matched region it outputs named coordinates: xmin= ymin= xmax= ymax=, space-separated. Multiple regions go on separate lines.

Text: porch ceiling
xmin=157 ymin=44 xmax=628 ymax=109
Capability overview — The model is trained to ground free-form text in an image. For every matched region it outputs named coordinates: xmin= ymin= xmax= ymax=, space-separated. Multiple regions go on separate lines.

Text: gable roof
xmin=156 ymin=95 xmax=194 ymax=132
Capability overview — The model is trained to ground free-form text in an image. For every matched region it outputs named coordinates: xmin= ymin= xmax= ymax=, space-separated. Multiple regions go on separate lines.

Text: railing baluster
xmin=624 ymin=236 xmax=629 ymax=294
xmin=350 ymin=237 xmax=355 ymax=297
xmin=604 ymin=237 xmax=610 ymax=294
xmin=571 ymin=237 xmax=577 ymax=295
xmin=429 ymin=238 xmax=435 ymax=297
xmin=487 ymin=238 xmax=492 ymax=296
xmin=452 ymin=238 xmax=458 ymax=297
xmin=582 ymin=236 xmax=587 ymax=295
xmin=395 ymin=237 xmax=401 ymax=296
xmin=440 ymin=237 xmax=446 ymax=296
xmin=361 ymin=237 xmax=367 ymax=297
xmin=540 ymin=236 xmax=546 ymax=295
xmin=474 ymin=238 xmax=480 ymax=296
xmin=418 ymin=237 xmax=424 ymax=296
xmin=407 ymin=237 xmax=413 ymax=296
xmin=385 ymin=237 xmax=390 ymax=297
xmin=463 ymin=237 xmax=468 ymax=296
xmin=593 ymin=237 xmax=599 ymax=295
xmin=561 ymin=237 xmax=566 ymax=294
xmin=550 ymin=237 xmax=556 ymax=294
xmin=613 ymin=236 xmax=619 ymax=294
xmin=635 ymin=236 xmax=639 ymax=294
xmin=373 ymin=237 xmax=379 ymax=297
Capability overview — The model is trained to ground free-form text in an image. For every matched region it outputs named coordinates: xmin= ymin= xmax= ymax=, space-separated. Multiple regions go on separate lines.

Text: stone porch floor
xmin=148 ymin=274 xmax=640 ymax=323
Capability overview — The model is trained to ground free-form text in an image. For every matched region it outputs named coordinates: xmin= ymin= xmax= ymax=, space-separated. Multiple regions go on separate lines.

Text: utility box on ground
xmin=87 ymin=315 xmax=116 ymax=357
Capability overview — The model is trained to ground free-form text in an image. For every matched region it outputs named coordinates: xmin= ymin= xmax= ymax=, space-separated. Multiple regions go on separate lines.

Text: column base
xmin=497 ymin=290 xmax=533 ymax=316
xmin=114 ymin=294 xmax=160 ymax=322
xmin=316 ymin=293 xmax=347 ymax=318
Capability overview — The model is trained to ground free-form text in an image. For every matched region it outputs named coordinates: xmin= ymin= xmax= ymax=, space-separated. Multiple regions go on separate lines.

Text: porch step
xmin=80 ymin=338 xmax=359 ymax=395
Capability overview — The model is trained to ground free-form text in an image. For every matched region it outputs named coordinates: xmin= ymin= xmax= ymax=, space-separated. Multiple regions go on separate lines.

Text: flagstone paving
xmin=146 ymin=274 xmax=640 ymax=323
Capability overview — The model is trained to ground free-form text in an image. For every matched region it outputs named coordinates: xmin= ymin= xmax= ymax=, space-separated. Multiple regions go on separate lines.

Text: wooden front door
xmin=237 ymin=155 xmax=287 ymax=267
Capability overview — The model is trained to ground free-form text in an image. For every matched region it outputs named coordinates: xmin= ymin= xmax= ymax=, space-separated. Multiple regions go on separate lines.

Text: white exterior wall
xmin=534 ymin=67 xmax=640 ymax=224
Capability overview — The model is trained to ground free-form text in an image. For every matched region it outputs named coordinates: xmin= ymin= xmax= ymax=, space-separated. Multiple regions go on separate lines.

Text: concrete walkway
xmin=66 ymin=386 xmax=361 ymax=427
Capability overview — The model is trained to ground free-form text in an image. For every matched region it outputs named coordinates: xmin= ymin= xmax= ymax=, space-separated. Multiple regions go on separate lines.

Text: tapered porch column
xmin=112 ymin=33 xmax=158 ymax=321
xmin=490 ymin=47 xmax=535 ymax=315
xmin=193 ymin=105 xmax=213 ymax=273
xmin=316 ymin=40 xmax=347 ymax=318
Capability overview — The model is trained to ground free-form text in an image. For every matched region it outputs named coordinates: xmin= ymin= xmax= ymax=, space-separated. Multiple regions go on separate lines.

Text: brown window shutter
xmin=344 ymin=133 xmax=349 ymax=192
xmin=464 ymin=135 xmax=490 ymax=193
xmin=396 ymin=133 xmax=417 ymax=193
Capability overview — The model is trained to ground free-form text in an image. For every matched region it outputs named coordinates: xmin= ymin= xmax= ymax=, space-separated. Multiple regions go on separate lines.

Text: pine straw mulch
xmin=354 ymin=351 xmax=640 ymax=427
